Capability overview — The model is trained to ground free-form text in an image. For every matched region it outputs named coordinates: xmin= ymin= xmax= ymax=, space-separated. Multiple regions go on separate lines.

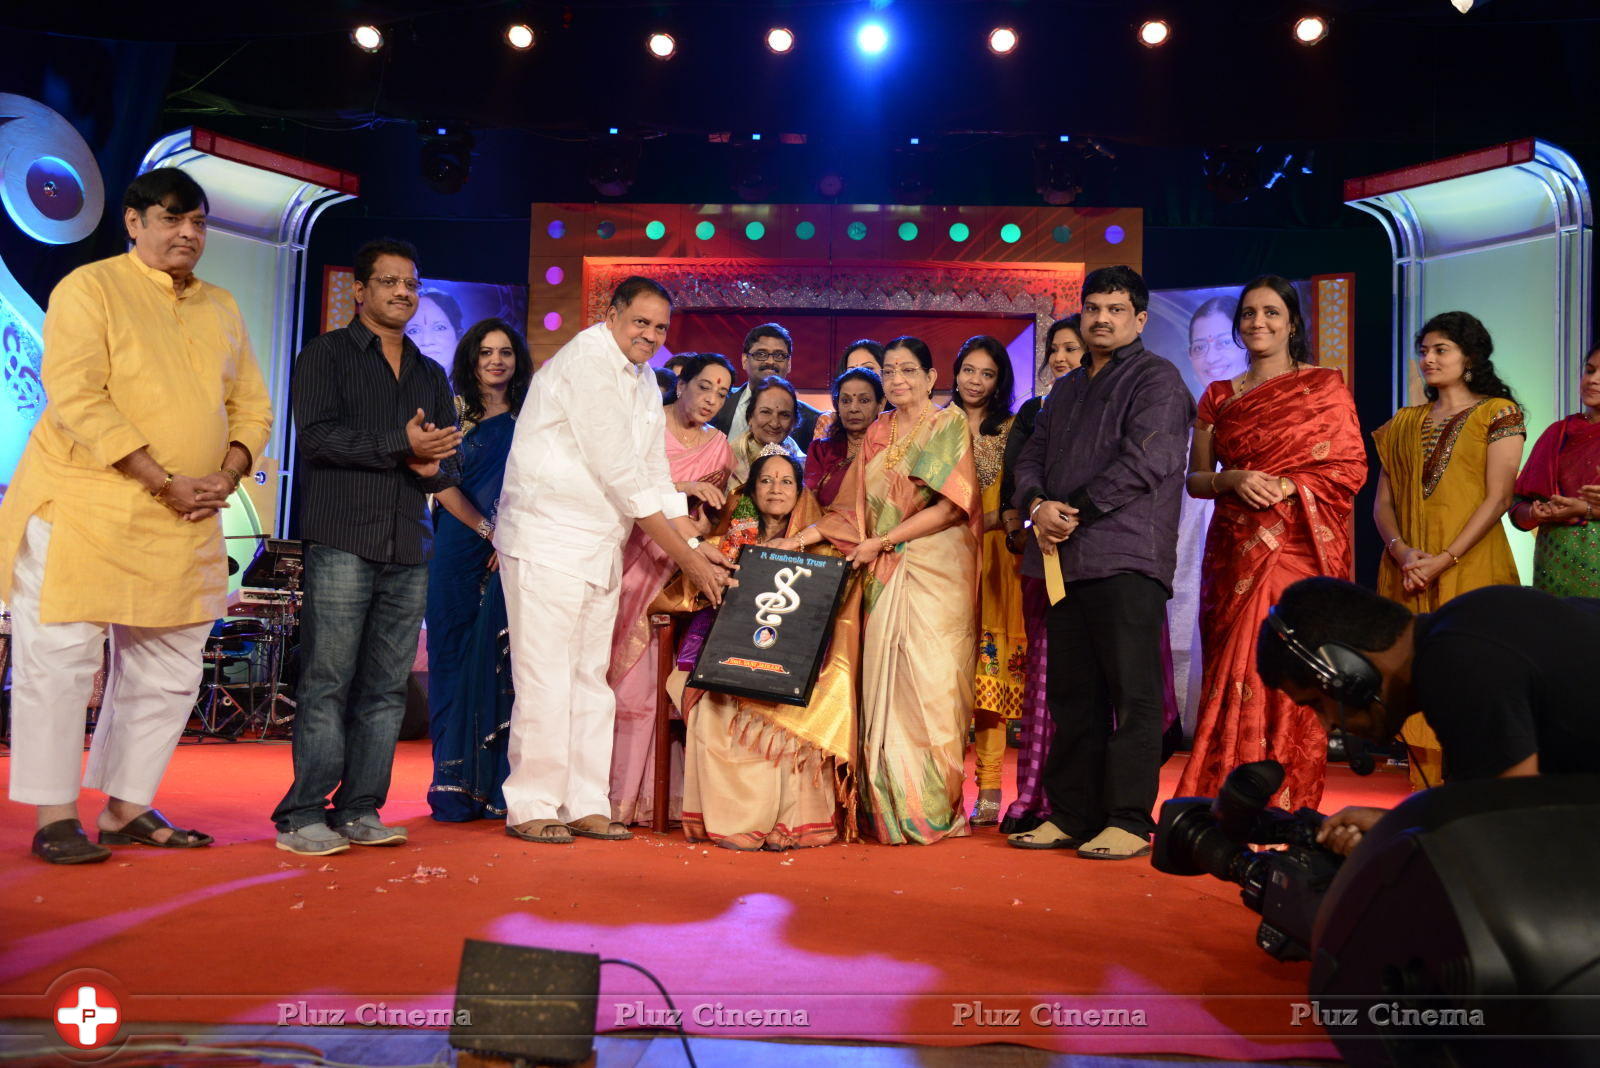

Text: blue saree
xmin=426 ymin=410 xmax=515 ymax=821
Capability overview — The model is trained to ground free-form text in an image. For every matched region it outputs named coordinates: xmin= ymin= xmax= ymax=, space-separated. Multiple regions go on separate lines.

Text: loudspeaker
xmin=1309 ymin=775 xmax=1600 ymax=1067
xmin=450 ymin=941 xmax=599 ymax=1067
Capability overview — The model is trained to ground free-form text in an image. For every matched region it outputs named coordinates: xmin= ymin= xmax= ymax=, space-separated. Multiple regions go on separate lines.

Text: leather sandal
xmin=98 ymin=809 xmax=213 ymax=849
xmin=505 ymin=819 xmax=574 ymax=844
xmin=567 ymin=814 xmax=633 ymax=841
xmin=1076 ymin=826 xmax=1152 ymax=861
xmin=33 ymin=819 xmax=112 ymax=865
xmin=1005 ymin=822 xmax=1084 ymax=850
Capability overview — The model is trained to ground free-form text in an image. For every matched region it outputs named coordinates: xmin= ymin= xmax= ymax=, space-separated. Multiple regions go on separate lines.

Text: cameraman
xmin=1256 ymin=578 xmax=1600 ymax=857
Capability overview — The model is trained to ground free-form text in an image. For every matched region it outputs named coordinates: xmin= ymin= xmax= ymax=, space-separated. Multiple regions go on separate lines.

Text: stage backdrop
xmin=525 ymin=203 xmax=1143 ymax=402
xmin=321 ymin=271 xmax=529 ymax=379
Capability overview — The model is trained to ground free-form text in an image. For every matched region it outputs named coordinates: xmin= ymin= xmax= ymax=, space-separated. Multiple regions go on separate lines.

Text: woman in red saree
xmin=1177 ymin=276 xmax=1366 ymax=811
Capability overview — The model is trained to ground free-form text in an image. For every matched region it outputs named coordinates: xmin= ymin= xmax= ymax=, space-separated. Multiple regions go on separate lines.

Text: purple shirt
xmin=1011 ymin=339 xmax=1196 ymax=593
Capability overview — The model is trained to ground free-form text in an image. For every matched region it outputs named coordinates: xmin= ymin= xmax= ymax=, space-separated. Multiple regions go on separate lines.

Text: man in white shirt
xmin=494 ymin=276 xmax=732 ymax=844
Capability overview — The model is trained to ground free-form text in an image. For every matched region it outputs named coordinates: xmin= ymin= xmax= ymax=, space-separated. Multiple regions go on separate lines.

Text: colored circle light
xmin=1104 ymin=224 xmax=1126 ymax=245
xmin=1137 ymin=20 xmax=1170 ymax=48
xmin=351 ymin=24 xmax=383 ymax=52
xmin=857 ymin=22 xmax=889 ymax=55
xmin=695 ymin=221 xmax=715 ymax=240
xmin=846 ymin=221 xmax=868 ymax=241
xmin=745 ymin=221 xmax=766 ymax=240
xmin=596 ymin=221 xmax=616 ymax=239
xmin=948 ymin=222 xmax=970 ymax=242
xmin=1293 ymin=16 xmax=1329 ymax=45
xmin=795 ymin=221 xmax=817 ymax=240
xmin=645 ymin=220 xmax=666 ymax=240
xmin=1052 ymin=225 xmax=1073 ymax=244
xmin=543 ymin=312 xmax=562 ymax=332
xmin=648 ymin=32 xmax=676 ymax=59
xmin=544 ymin=265 xmax=564 ymax=285
xmin=987 ymin=27 xmax=1018 ymax=55
xmin=505 ymin=23 xmax=535 ymax=51
xmin=898 ymin=221 xmax=918 ymax=241
xmin=999 ymin=223 xmax=1022 ymax=244
xmin=546 ymin=219 xmax=566 ymax=239
xmin=766 ymin=27 xmax=795 ymax=54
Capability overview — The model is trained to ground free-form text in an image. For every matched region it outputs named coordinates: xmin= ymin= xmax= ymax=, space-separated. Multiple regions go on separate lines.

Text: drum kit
xmin=192 ymin=537 xmax=302 ymax=741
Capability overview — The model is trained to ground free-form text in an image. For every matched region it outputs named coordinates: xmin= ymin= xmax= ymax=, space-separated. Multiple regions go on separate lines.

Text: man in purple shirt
xmin=1008 ymin=266 xmax=1196 ymax=860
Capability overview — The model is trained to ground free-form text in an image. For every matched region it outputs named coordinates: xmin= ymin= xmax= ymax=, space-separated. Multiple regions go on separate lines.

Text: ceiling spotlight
xmin=351 ymin=24 xmax=384 ymax=52
xmin=1137 ymin=20 xmax=1170 ymax=48
xmin=766 ymin=27 xmax=795 ymax=54
xmin=647 ymin=32 xmax=676 ymax=59
xmin=857 ymin=22 xmax=889 ymax=55
xmin=1293 ymin=16 xmax=1329 ymax=45
xmin=987 ymin=27 xmax=1018 ymax=55
xmin=505 ymin=23 xmax=535 ymax=51
xmin=1449 ymin=0 xmax=1484 ymax=11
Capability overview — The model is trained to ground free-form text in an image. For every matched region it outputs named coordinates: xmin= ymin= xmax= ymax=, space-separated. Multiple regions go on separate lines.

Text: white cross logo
xmin=55 ymin=984 xmax=120 ymax=1048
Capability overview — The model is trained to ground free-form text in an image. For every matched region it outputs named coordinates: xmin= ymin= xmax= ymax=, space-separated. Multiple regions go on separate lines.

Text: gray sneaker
xmin=276 ymin=823 xmax=350 ymax=856
xmin=337 ymin=814 xmax=408 ymax=846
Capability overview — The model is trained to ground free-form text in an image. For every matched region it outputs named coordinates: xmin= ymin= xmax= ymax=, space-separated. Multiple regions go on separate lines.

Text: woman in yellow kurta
xmin=1373 ymin=311 xmax=1524 ymax=788
xmin=781 ymin=336 xmax=981 ymax=844
xmin=949 ymin=335 xmax=1027 ymax=825
xmin=0 ymin=169 xmax=273 ymax=862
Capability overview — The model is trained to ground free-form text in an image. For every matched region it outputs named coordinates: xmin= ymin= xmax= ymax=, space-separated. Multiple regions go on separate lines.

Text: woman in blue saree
xmin=425 ymin=319 xmax=533 ymax=821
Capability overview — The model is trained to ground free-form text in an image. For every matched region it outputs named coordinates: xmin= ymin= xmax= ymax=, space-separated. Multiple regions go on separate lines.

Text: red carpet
xmin=0 ymin=739 xmax=1407 ymax=1060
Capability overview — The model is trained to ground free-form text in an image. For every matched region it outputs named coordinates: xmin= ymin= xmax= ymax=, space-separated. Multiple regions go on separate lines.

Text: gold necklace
xmin=884 ymin=404 xmax=932 ymax=468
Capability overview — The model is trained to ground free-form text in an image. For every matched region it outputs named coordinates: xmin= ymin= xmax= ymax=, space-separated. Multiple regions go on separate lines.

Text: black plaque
xmin=688 ymin=545 xmax=851 ymax=706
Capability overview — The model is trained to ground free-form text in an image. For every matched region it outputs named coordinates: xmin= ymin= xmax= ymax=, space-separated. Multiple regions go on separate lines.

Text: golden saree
xmin=1176 ymin=369 xmax=1366 ymax=810
xmin=973 ymin=415 xmax=1028 ymax=721
xmin=679 ymin=489 xmax=859 ymax=848
xmin=1375 ymin=399 xmax=1524 ymax=787
xmin=816 ymin=405 xmax=981 ymax=844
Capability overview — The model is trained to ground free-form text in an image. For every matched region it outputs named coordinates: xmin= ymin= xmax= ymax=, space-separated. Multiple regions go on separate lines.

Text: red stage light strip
xmin=190 ymin=128 xmax=361 ymax=196
xmin=1342 ymin=138 xmax=1534 ymax=202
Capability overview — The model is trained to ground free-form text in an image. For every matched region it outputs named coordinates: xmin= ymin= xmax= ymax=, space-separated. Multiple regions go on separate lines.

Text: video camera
xmin=1152 ymin=760 xmax=1343 ymax=962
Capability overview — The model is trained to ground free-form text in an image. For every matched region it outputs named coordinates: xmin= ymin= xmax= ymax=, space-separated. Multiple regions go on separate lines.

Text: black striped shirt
xmin=291 ymin=318 xmax=459 ymax=565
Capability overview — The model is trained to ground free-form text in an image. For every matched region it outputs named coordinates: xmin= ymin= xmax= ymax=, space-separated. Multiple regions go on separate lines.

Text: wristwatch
xmin=686 ymin=536 xmax=702 ymax=550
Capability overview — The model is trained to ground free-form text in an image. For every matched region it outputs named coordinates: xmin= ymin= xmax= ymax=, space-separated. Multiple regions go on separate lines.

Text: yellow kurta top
xmin=0 ymin=251 xmax=273 ymax=626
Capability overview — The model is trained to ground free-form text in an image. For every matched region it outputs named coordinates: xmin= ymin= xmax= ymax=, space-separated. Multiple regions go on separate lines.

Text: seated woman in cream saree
xmin=678 ymin=450 xmax=859 ymax=851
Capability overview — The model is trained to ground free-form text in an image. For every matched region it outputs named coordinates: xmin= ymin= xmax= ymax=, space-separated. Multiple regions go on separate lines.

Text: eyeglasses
xmin=881 ymin=365 xmax=925 ymax=379
xmin=746 ymin=349 xmax=792 ymax=364
xmin=1189 ymin=335 xmax=1241 ymax=358
xmin=368 ymin=276 xmax=421 ymax=292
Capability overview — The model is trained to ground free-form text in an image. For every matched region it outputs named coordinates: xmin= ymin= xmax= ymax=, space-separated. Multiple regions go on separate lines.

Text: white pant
xmin=7 ymin=516 xmax=211 ymax=807
xmin=499 ymin=553 xmax=621 ymax=825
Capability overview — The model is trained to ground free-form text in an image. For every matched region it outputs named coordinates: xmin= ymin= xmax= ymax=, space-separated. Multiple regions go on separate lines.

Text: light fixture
xmin=765 ymin=27 xmax=795 ymax=54
xmin=987 ymin=26 xmax=1018 ymax=55
xmin=1137 ymin=20 xmax=1170 ymax=48
xmin=1293 ymin=16 xmax=1329 ymax=45
xmin=505 ymin=23 xmax=535 ymax=51
xmin=857 ymin=22 xmax=889 ymax=55
xmin=1450 ymin=0 xmax=1479 ymax=12
xmin=647 ymin=32 xmax=676 ymax=59
xmin=351 ymin=24 xmax=384 ymax=52
xmin=419 ymin=126 xmax=475 ymax=195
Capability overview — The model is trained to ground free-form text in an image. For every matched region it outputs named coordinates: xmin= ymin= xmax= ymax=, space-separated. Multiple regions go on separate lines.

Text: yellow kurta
xmin=0 ymin=251 xmax=273 ymax=626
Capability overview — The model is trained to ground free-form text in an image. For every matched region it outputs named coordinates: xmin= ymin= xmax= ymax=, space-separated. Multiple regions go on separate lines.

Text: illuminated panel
xmin=0 ymin=94 xmax=106 ymax=485
xmin=1346 ymin=138 xmax=1593 ymax=579
xmin=142 ymin=128 xmax=358 ymax=534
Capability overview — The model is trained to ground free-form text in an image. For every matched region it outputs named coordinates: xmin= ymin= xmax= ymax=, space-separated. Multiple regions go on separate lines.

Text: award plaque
xmin=687 ymin=545 xmax=851 ymax=707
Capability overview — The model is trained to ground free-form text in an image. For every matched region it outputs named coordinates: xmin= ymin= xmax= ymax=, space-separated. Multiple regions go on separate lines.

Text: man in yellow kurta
xmin=0 ymin=168 xmax=273 ymax=864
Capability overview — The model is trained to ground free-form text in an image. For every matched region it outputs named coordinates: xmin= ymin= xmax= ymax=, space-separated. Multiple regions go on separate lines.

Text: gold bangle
xmin=1443 ymin=549 xmax=1461 ymax=567
xmin=152 ymin=473 xmax=174 ymax=500
xmin=1278 ymin=476 xmax=1293 ymax=497
xmin=880 ymin=535 xmax=894 ymax=554
xmin=1210 ymin=471 xmax=1221 ymax=496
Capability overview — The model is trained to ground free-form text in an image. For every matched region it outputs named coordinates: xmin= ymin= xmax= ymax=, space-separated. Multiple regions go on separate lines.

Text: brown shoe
xmin=1075 ymin=827 xmax=1152 ymax=860
xmin=567 ymin=814 xmax=633 ymax=840
xmin=32 ymin=819 xmax=112 ymax=865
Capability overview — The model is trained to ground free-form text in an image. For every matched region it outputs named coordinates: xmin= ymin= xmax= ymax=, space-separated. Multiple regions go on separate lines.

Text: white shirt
xmin=494 ymin=321 xmax=687 ymax=586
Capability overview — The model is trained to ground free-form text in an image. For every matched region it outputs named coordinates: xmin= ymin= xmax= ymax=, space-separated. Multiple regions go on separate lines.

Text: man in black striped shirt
xmin=272 ymin=238 xmax=461 ymax=856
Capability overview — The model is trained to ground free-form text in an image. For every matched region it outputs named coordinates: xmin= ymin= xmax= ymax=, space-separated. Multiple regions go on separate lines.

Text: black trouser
xmin=1040 ymin=572 xmax=1169 ymax=840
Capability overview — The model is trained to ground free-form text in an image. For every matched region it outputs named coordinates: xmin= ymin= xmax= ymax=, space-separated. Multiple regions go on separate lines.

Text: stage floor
xmin=0 ymin=739 xmax=1408 ymax=1063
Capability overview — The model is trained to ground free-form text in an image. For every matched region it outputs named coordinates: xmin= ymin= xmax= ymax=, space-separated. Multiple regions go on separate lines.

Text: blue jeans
xmin=272 ymin=543 xmax=428 ymax=832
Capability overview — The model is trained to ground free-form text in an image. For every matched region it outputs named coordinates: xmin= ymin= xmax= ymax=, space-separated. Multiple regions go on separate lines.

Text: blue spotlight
xmin=857 ymin=22 xmax=889 ymax=55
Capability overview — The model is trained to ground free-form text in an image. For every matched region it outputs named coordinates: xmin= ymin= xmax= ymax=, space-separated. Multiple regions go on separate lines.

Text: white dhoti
xmin=7 ymin=516 xmax=211 ymax=807
xmin=499 ymin=552 xmax=623 ymax=826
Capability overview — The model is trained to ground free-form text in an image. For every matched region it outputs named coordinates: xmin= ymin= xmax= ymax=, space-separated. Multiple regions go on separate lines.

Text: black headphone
xmin=1265 ymin=607 xmax=1384 ymax=710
